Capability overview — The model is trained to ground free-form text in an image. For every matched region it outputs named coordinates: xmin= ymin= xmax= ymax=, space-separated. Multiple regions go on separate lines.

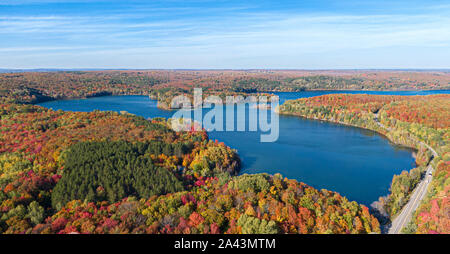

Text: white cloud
xmin=0 ymin=4 xmax=449 ymax=68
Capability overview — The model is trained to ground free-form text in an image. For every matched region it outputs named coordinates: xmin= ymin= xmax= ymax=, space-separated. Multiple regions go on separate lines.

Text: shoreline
xmin=277 ymin=110 xmax=418 ymax=151
xmin=37 ymin=94 xmax=421 ymax=204
xmin=30 ymin=88 xmax=450 ymax=106
xmin=277 ymin=103 xmax=440 ymax=231
xmin=34 ymin=93 xmax=442 ymax=233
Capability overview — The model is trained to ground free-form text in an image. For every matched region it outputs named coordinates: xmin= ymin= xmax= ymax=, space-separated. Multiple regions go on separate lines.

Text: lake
xmin=38 ymin=90 xmax=449 ymax=205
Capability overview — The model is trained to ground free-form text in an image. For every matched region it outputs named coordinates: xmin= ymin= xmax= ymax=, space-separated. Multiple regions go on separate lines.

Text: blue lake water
xmin=38 ymin=90 xmax=449 ymax=205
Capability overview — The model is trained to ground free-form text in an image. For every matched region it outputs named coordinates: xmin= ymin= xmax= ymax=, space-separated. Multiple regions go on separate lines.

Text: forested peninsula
xmin=2 ymin=70 xmax=449 ymax=108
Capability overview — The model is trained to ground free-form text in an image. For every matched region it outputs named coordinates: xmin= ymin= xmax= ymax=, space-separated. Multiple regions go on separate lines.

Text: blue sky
xmin=0 ymin=0 xmax=449 ymax=69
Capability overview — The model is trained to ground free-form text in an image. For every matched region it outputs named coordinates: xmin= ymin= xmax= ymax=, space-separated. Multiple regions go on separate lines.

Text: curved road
xmin=373 ymin=113 xmax=436 ymax=234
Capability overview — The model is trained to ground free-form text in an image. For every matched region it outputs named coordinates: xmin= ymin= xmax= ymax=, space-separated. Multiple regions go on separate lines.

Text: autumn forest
xmin=0 ymin=70 xmax=449 ymax=234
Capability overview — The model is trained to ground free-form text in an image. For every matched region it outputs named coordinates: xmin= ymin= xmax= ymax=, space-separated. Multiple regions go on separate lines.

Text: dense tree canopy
xmin=51 ymin=141 xmax=185 ymax=209
xmin=1 ymin=70 xmax=448 ymax=107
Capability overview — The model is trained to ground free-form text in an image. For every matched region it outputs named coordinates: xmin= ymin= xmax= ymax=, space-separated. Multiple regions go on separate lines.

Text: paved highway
xmin=388 ymin=165 xmax=433 ymax=234
xmin=373 ymin=113 xmax=436 ymax=234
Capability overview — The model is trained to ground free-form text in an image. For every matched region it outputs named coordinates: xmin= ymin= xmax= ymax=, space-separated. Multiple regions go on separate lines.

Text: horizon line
xmin=1 ymin=68 xmax=450 ymax=73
